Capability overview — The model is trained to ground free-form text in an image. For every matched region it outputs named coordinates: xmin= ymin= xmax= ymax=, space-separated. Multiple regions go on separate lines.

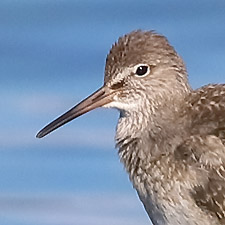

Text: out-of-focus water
xmin=0 ymin=0 xmax=225 ymax=224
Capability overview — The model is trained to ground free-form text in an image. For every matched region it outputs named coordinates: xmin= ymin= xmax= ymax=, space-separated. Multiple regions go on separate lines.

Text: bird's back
xmin=174 ymin=84 xmax=225 ymax=224
xmin=186 ymin=84 xmax=225 ymax=141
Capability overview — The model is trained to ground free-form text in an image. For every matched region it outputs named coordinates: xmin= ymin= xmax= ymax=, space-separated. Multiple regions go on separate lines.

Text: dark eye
xmin=135 ymin=65 xmax=149 ymax=76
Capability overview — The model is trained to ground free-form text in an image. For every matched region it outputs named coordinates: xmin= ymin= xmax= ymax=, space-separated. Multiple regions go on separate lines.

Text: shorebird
xmin=37 ymin=30 xmax=225 ymax=225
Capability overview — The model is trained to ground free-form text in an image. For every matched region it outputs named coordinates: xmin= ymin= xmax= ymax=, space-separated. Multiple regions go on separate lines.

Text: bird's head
xmin=103 ymin=30 xmax=189 ymax=113
xmin=36 ymin=30 xmax=190 ymax=138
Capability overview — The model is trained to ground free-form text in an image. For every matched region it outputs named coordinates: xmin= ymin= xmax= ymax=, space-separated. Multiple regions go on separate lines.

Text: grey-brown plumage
xmin=36 ymin=30 xmax=225 ymax=225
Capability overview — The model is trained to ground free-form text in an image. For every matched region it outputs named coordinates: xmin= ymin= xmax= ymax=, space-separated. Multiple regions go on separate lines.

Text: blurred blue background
xmin=0 ymin=0 xmax=225 ymax=224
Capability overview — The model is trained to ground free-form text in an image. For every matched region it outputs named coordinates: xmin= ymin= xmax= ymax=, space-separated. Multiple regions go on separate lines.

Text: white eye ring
xmin=134 ymin=64 xmax=150 ymax=77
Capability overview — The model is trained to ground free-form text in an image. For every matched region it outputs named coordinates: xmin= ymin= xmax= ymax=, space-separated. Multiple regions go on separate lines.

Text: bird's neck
xmin=116 ymin=110 xmax=175 ymax=170
xmin=115 ymin=90 xmax=189 ymax=183
xmin=115 ymin=102 xmax=189 ymax=223
xmin=115 ymin=86 xmax=192 ymax=223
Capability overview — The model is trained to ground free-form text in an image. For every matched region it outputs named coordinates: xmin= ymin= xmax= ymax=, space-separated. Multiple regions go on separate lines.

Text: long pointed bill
xmin=36 ymin=86 xmax=114 ymax=138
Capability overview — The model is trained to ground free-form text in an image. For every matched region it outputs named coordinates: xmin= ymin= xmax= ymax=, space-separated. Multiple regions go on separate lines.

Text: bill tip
xmin=36 ymin=131 xmax=44 ymax=138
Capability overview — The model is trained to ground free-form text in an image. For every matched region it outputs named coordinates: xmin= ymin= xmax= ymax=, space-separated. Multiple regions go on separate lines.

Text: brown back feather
xmin=175 ymin=84 xmax=225 ymax=222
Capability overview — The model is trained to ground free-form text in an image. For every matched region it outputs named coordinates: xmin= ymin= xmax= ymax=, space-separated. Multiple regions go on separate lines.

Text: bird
xmin=36 ymin=30 xmax=225 ymax=225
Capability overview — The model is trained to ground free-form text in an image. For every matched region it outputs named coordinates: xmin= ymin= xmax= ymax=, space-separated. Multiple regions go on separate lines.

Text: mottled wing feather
xmin=192 ymin=168 xmax=225 ymax=222
xmin=175 ymin=84 xmax=225 ymax=222
xmin=175 ymin=135 xmax=225 ymax=223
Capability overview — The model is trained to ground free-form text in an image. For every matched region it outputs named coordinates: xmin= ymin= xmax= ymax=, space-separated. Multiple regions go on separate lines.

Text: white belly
xmin=138 ymin=191 xmax=219 ymax=225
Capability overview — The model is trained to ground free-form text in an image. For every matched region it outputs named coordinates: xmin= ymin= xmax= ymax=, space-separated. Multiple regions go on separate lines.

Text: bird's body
xmin=37 ymin=30 xmax=225 ymax=224
xmin=117 ymin=83 xmax=225 ymax=225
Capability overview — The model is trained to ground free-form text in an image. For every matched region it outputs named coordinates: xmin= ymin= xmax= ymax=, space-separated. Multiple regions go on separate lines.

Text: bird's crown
xmin=104 ymin=30 xmax=185 ymax=86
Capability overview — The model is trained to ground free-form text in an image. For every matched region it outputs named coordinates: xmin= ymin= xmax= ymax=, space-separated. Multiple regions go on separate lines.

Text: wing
xmin=174 ymin=85 xmax=225 ymax=222
xmin=174 ymin=134 xmax=225 ymax=223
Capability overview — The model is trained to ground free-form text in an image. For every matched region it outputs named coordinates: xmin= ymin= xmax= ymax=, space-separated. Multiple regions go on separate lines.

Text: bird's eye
xmin=135 ymin=65 xmax=150 ymax=77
